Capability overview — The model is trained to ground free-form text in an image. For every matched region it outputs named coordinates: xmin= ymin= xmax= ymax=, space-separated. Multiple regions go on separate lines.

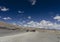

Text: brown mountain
xmin=0 ymin=22 xmax=21 ymax=30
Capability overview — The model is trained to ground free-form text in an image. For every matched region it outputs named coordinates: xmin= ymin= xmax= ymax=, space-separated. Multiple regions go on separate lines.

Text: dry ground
xmin=0 ymin=30 xmax=60 ymax=42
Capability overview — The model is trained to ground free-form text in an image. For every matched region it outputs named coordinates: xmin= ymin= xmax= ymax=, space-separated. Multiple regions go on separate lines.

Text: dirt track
xmin=0 ymin=31 xmax=60 ymax=42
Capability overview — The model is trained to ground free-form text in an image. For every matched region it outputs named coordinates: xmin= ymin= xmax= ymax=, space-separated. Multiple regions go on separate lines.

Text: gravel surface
xmin=0 ymin=30 xmax=60 ymax=42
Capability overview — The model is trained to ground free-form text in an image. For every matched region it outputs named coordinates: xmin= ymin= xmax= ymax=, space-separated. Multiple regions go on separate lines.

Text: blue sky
xmin=0 ymin=0 xmax=60 ymax=29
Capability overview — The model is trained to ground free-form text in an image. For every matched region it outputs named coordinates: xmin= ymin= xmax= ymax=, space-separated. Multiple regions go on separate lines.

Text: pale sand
xmin=0 ymin=31 xmax=59 ymax=42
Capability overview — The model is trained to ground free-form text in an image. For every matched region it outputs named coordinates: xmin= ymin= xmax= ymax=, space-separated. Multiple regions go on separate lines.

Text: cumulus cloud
xmin=29 ymin=0 xmax=36 ymax=5
xmin=53 ymin=15 xmax=60 ymax=21
xmin=28 ymin=16 xmax=31 ymax=19
xmin=23 ymin=20 xmax=60 ymax=29
xmin=18 ymin=11 xmax=24 ymax=13
xmin=0 ymin=6 xmax=9 ymax=11
xmin=3 ymin=17 xmax=12 ymax=20
xmin=24 ymin=20 xmax=53 ymax=28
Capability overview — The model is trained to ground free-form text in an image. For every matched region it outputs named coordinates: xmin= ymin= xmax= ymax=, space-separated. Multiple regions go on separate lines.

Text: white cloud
xmin=29 ymin=0 xmax=36 ymax=5
xmin=23 ymin=20 xmax=60 ymax=29
xmin=28 ymin=16 xmax=31 ymax=19
xmin=18 ymin=11 xmax=24 ymax=13
xmin=53 ymin=15 xmax=60 ymax=21
xmin=3 ymin=17 xmax=12 ymax=20
xmin=39 ymin=20 xmax=54 ymax=29
xmin=0 ymin=6 xmax=9 ymax=11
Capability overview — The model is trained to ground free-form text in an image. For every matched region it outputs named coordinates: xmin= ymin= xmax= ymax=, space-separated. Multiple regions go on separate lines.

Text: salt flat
xmin=0 ymin=30 xmax=60 ymax=42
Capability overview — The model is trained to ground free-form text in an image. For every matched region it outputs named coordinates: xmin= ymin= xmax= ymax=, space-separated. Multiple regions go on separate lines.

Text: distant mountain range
xmin=0 ymin=21 xmax=59 ymax=32
xmin=0 ymin=22 xmax=21 ymax=30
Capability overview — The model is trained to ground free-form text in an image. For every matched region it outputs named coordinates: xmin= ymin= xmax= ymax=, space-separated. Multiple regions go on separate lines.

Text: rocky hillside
xmin=0 ymin=22 xmax=21 ymax=30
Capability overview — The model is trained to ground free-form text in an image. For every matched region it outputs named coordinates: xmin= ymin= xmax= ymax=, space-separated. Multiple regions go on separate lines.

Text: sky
xmin=0 ymin=0 xmax=60 ymax=29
